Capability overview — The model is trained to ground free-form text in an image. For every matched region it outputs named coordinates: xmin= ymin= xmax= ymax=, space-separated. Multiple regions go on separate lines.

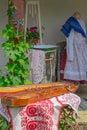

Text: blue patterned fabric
xmin=61 ymin=16 xmax=86 ymax=37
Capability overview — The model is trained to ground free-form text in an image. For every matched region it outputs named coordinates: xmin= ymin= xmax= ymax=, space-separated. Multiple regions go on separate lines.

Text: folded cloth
xmin=61 ymin=16 xmax=86 ymax=37
xmin=58 ymin=93 xmax=81 ymax=113
xmin=0 ymin=104 xmax=10 ymax=122
xmin=4 ymin=93 xmax=80 ymax=130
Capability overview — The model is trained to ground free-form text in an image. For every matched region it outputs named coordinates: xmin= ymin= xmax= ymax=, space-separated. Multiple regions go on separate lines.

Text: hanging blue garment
xmin=61 ymin=16 xmax=86 ymax=37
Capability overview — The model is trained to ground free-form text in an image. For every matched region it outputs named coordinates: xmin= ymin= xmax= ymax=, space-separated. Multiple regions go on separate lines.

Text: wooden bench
xmin=1 ymin=82 xmax=77 ymax=107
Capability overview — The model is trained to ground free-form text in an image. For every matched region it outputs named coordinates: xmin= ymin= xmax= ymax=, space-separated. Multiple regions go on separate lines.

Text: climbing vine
xmin=0 ymin=0 xmax=31 ymax=87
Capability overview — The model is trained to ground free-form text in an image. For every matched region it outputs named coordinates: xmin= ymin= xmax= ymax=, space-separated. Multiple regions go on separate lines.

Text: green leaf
xmin=12 ymin=76 xmax=22 ymax=85
xmin=2 ymin=24 xmax=13 ymax=40
xmin=67 ymin=117 xmax=75 ymax=125
xmin=2 ymin=41 xmax=14 ymax=50
xmin=5 ymin=50 xmax=17 ymax=61
xmin=20 ymin=70 xmax=29 ymax=78
xmin=0 ymin=115 xmax=8 ymax=130
xmin=5 ymin=62 xmax=16 ymax=73
xmin=24 ymin=79 xmax=31 ymax=85
xmin=18 ymin=59 xmax=24 ymax=64
xmin=16 ymin=44 xmax=25 ymax=53
xmin=0 ymin=77 xmax=6 ymax=87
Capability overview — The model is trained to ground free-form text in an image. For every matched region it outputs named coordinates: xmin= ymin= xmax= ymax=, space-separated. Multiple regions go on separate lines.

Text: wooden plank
xmin=1 ymin=82 xmax=78 ymax=107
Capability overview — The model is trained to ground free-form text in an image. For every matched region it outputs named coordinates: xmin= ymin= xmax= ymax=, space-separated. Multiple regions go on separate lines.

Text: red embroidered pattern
xmin=19 ymin=99 xmax=54 ymax=130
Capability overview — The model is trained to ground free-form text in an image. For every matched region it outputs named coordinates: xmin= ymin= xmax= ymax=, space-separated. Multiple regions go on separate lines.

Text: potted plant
xmin=26 ymin=26 xmax=40 ymax=45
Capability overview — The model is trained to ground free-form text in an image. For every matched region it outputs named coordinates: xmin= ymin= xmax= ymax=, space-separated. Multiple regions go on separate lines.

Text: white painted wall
xmin=0 ymin=0 xmax=8 ymax=71
xmin=39 ymin=0 xmax=87 ymax=44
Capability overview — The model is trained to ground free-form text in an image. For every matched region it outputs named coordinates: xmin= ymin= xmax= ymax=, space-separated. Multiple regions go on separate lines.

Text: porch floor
xmin=74 ymin=84 xmax=87 ymax=130
xmin=75 ymin=84 xmax=87 ymax=110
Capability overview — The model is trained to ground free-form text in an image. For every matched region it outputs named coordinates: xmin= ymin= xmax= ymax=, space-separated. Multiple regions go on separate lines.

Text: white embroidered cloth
xmin=0 ymin=93 xmax=81 ymax=130
xmin=27 ymin=49 xmax=45 ymax=84
xmin=58 ymin=93 xmax=81 ymax=113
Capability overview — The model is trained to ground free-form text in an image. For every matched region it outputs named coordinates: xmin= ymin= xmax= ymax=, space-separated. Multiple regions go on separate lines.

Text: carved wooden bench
xmin=0 ymin=82 xmax=77 ymax=107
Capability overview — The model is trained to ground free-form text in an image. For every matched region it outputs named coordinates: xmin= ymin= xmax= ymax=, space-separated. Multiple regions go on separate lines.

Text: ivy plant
xmin=0 ymin=24 xmax=31 ymax=87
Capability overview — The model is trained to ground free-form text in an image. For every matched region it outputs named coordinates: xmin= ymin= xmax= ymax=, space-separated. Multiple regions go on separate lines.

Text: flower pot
xmin=32 ymin=38 xmax=39 ymax=45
